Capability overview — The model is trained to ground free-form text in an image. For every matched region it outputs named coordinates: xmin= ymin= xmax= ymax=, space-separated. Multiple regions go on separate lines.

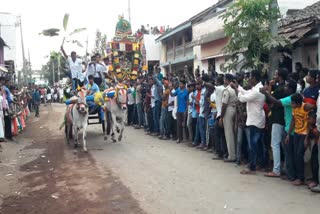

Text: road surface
xmin=0 ymin=104 xmax=319 ymax=214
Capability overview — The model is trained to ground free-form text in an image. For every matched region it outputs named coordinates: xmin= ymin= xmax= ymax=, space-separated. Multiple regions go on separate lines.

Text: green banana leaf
xmin=67 ymin=40 xmax=83 ymax=47
xmin=63 ymin=13 xmax=69 ymax=31
xmin=69 ymin=28 xmax=87 ymax=36
xmin=39 ymin=28 xmax=60 ymax=36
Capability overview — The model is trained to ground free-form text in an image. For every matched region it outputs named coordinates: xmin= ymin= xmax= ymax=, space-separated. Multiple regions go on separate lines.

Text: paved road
xmin=1 ymin=104 xmax=319 ymax=214
xmin=86 ymin=120 xmax=320 ymax=214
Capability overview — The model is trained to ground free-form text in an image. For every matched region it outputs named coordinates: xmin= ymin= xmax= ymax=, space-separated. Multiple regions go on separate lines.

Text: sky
xmin=1 ymin=0 xmax=319 ymax=70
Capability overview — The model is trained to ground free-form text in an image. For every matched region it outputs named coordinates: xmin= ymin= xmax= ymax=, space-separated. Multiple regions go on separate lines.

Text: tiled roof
xmin=279 ymin=1 xmax=320 ymax=44
xmin=281 ymin=1 xmax=320 ymax=27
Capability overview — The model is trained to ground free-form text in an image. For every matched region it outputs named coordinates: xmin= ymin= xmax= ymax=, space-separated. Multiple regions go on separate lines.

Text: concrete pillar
xmin=182 ymin=35 xmax=186 ymax=57
xmin=173 ymin=40 xmax=176 ymax=60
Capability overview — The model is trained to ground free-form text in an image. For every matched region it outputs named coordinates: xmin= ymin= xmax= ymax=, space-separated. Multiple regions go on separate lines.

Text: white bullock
xmin=104 ymin=85 xmax=128 ymax=143
xmin=65 ymin=90 xmax=89 ymax=152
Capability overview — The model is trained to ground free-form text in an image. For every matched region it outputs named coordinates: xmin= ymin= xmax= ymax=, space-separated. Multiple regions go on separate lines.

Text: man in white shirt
xmin=187 ymin=83 xmax=196 ymax=142
xmin=61 ymin=45 xmax=86 ymax=91
xmin=58 ymin=86 xmax=64 ymax=103
xmin=127 ymin=82 xmax=135 ymax=125
xmin=94 ymin=53 xmax=107 ymax=87
xmin=134 ymin=78 xmax=144 ymax=129
xmin=86 ymin=56 xmax=97 ymax=83
xmin=232 ymin=70 xmax=266 ymax=175
xmin=168 ymin=83 xmax=177 ymax=140
xmin=197 ymin=83 xmax=207 ymax=148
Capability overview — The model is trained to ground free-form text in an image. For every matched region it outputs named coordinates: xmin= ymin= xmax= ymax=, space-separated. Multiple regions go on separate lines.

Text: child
xmin=286 ymin=93 xmax=315 ymax=185
xmin=304 ymin=110 xmax=319 ymax=189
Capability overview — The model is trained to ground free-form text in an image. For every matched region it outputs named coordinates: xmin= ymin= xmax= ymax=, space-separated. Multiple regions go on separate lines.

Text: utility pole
xmin=28 ymin=49 xmax=32 ymax=83
xmin=85 ymin=36 xmax=89 ymax=63
xmin=57 ymin=55 xmax=60 ymax=83
xmin=17 ymin=16 xmax=27 ymax=84
xmin=128 ymin=0 xmax=131 ymax=24
xmin=52 ymin=61 xmax=55 ymax=86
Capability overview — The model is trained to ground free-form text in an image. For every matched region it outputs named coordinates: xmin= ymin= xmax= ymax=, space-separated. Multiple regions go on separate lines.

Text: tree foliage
xmin=221 ymin=0 xmax=287 ymax=72
xmin=42 ymin=52 xmax=68 ymax=85
xmin=92 ymin=29 xmax=107 ymax=57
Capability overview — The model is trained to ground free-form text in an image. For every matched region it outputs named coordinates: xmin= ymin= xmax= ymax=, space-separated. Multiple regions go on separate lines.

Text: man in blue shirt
xmin=85 ymin=75 xmax=100 ymax=114
xmin=86 ymin=75 xmax=100 ymax=96
xmin=171 ymin=79 xmax=188 ymax=143
xmin=32 ymin=86 xmax=41 ymax=117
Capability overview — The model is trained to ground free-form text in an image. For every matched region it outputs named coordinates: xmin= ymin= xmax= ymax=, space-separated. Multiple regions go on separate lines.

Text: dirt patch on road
xmin=0 ymin=104 xmax=146 ymax=214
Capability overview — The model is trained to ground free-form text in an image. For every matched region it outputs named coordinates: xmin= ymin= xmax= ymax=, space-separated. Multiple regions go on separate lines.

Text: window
xmin=185 ymin=29 xmax=192 ymax=43
xmin=176 ymin=37 xmax=183 ymax=46
xmin=167 ymin=40 xmax=173 ymax=50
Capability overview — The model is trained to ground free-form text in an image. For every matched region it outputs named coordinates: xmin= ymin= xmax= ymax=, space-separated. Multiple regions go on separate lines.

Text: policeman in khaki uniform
xmin=219 ymin=74 xmax=238 ymax=162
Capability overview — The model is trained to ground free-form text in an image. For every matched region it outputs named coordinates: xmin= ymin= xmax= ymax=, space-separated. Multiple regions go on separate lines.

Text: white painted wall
xmin=143 ymin=34 xmax=161 ymax=61
xmin=291 ymin=44 xmax=318 ymax=72
xmin=159 ymin=41 xmax=167 ymax=68
xmin=193 ymin=13 xmax=225 ymax=40
xmin=192 ymin=13 xmax=226 ymax=75
xmin=292 ymin=46 xmax=303 ymax=72
xmin=193 ymin=45 xmax=203 ymax=72
xmin=215 ymin=57 xmax=226 ymax=74
xmin=0 ymin=13 xmax=16 ymax=62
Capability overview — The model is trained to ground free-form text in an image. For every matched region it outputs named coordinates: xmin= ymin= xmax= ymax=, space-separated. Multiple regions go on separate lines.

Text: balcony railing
xmin=175 ymin=46 xmax=184 ymax=58
xmin=185 ymin=46 xmax=193 ymax=56
xmin=167 ymin=50 xmax=174 ymax=61
xmin=166 ymin=43 xmax=193 ymax=62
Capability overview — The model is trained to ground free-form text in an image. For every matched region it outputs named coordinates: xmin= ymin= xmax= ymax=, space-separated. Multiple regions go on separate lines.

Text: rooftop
xmin=279 ymin=1 xmax=320 ymax=45
xmin=156 ymin=0 xmax=232 ymax=42
xmin=0 ymin=37 xmax=9 ymax=47
xmin=281 ymin=1 xmax=320 ymax=27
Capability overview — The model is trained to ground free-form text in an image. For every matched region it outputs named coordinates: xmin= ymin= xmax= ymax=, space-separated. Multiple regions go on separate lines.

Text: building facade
xmin=0 ymin=13 xmax=16 ymax=63
xmin=156 ymin=0 xmax=232 ymax=77
xmin=192 ymin=1 xmax=231 ymax=75
xmin=156 ymin=22 xmax=194 ymax=77
xmin=139 ymin=34 xmax=161 ymax=73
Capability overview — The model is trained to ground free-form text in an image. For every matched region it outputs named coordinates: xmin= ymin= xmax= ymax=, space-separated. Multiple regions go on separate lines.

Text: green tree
xmin=92 ymin=29 xmax=107 ymax=57
xmin=221 ymin=0 xmax=287 ymax=72
xmin=42 ymin=52 xmax=68 ymax=85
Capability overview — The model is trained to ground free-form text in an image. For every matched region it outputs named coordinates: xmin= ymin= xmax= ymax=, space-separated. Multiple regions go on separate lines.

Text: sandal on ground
xmin=308 ymin=182 xmax=318 ymax=189
xmin=240 ymin=170 xmax=256 ymax=175
xmin=310 ymin=185 xmax=320 ymax=193
xmin=292 ymin=179 xmax=303 ymax=186
xmin=201 ymin=146 xmax=208 ymax=151
xmin=264 ymin=172 xmax=280 ymax=177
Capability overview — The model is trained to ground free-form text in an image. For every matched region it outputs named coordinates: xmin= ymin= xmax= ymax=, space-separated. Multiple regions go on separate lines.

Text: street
xmin=0 ymin=104 xmax=319 ymax=214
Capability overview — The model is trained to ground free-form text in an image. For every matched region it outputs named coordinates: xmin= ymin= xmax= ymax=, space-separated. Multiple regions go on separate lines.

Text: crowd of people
xmin=60 ymin=45 xmax=320 ymax=194
xmin=123 ymin=64 xmax=320 ymax=194
xmin=0 ymin=76 xmax=31 ymax=145
xmin=26 ymin=84 xmax=65 ymax=117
